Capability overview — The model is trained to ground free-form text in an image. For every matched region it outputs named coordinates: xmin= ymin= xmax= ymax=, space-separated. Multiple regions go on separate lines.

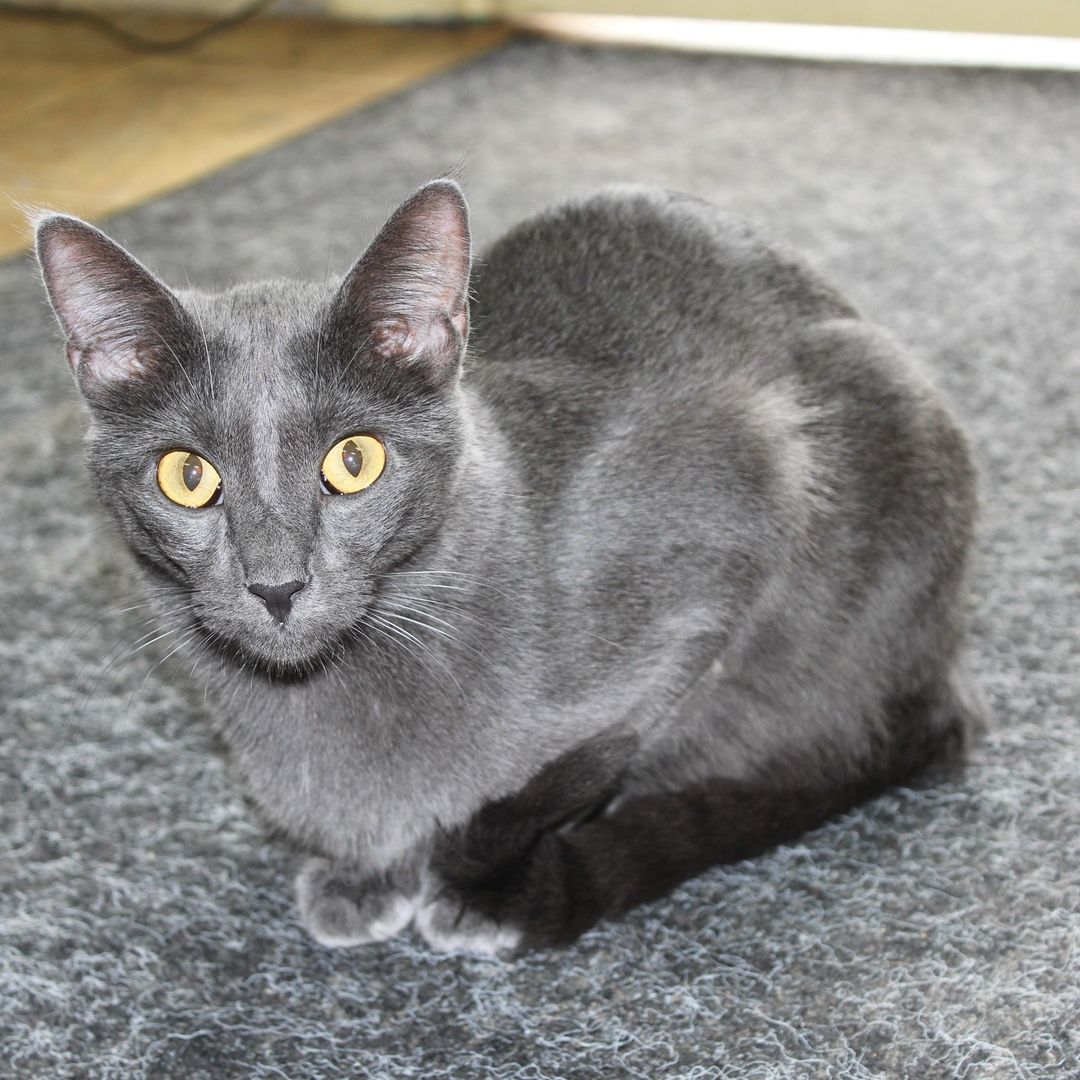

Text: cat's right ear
xmin=34 ymin=213 xmax=187 ymax=400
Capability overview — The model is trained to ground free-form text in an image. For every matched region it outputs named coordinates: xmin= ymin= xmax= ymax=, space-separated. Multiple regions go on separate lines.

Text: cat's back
xmin=470 ymin=186 xmax=855 ymax=381
xmin=467 ymin=186 xmax=913 ymax=511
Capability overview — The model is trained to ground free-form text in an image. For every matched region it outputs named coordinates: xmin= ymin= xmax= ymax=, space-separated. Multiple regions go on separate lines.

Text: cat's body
xmin=36 ymin=182 xmax=984 ymax=954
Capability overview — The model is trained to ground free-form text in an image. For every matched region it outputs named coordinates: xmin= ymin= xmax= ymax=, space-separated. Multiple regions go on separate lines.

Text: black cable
xmin=0 ymin=0 xmax=280 ymax=52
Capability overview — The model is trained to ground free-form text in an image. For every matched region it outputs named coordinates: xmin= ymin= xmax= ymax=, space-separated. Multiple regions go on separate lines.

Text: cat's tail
xmin=430 ymin=666 xmax=986 ymax=951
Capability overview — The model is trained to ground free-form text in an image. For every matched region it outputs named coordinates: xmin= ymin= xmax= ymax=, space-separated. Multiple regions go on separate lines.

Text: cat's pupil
xmin=182 ymin=453 xmax=203 ymax=491
xmin=342 ymin=440 xmax=362 ymax=478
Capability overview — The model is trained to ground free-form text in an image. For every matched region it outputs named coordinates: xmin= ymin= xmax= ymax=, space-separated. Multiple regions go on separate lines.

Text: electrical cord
xmin=0 ymin=0 xmax=280 ymax=52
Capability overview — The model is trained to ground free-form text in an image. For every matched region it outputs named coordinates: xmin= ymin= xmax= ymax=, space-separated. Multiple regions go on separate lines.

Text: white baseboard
xmin=518 ymin=14 xmax=1080 ymax=72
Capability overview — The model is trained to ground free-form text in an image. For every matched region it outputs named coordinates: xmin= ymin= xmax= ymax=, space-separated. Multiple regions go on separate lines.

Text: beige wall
xmin=16 ymin=0 xmax=1080 ymax=37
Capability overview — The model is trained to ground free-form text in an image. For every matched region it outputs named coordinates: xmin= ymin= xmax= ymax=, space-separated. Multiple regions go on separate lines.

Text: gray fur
xmin=34 ymin=181 xmax=983 ymax=951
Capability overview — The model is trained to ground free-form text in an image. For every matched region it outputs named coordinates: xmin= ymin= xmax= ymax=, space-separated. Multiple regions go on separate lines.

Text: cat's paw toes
xmin=414 ymin=889 xmax=522 ymax=957
xmin=296 ymin=857 xmax=418 ymax=948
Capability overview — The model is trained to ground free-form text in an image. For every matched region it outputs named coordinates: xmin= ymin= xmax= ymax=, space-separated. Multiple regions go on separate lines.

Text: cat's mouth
xmin=184 ymin=573 xmax=394 ymax=680
xmin=190 ymin=585 xmax=368 ymax=678
xmin=207 ymin=619 xmax=350 ymax=678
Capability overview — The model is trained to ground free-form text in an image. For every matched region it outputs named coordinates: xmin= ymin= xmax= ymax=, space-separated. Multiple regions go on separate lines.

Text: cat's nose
xmin=247 ymin=580 xmax=306 ymax=624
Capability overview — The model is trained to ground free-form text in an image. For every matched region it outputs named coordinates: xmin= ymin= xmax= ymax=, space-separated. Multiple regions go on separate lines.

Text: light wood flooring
xmin=0 ymin=12 xmax=509 ymax=259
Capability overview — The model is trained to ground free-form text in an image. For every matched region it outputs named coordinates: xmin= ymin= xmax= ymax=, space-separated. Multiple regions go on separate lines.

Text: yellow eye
xmin=156 ymin=450 xmax=222 ymax=508
xmin=321 ymin=434 xmax=386 ymax=495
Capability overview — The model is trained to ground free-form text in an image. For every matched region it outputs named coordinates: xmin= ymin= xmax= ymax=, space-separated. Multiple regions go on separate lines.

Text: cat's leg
xmin=418 ymin=678 xmax=978 ymax=955
xmin=415 ymin=732 xmax=640 ymax=957
xmin=296 ymin=856 xmax=422 ymax=948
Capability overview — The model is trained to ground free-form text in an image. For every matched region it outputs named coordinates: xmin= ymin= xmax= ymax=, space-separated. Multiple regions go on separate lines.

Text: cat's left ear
xmin=332 ymin=179 xmax=471 ymax=386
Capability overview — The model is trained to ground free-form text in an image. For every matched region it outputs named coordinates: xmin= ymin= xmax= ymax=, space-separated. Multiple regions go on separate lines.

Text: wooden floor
xmin=0 ymin=12 xmax=509 ymax=259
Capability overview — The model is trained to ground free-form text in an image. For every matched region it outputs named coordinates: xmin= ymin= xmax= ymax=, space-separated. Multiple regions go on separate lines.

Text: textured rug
xmin=2 ymin=38 xmax=1078 ymax=1080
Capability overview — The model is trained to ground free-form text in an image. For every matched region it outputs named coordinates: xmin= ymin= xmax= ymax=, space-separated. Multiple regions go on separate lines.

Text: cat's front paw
xmin=415 ymin=732 xmax=639 ymax=956
xmin=414 ymin=881 xmax=523 ymax=958
xmin=295 ymin=856 xmax=418 ymax=948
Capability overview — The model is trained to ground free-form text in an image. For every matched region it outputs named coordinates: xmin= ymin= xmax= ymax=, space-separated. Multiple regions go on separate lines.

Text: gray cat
xmin=35 ymin=180 xmax=985 ymax=955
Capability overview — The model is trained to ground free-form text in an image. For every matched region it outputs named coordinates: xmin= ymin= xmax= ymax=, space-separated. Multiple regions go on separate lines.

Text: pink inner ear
xmin=68 ymin=342 xmax=154 ymax=383
xmin=45 ymin=245 xmax=107 ymax=346
xmin=371 ymin=307 xmax=467 ymax=364
xmin=371 ymin=318 xmax=416 ymax=360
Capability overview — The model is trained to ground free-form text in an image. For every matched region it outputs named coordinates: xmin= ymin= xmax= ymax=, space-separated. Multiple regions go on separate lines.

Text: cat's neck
xmin=417 ymin=384 xmax=527 ymax=576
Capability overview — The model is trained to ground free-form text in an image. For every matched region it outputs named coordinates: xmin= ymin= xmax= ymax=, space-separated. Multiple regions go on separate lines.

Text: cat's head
xmin=35 ymin=180 xmax=473 ymax=674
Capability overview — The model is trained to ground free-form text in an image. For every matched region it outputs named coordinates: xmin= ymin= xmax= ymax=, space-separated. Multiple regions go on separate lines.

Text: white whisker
xmin=366 ymin=613 xmax=467 ymax=706
xmin=379 ymin=591 xmax=504 ymax=633
xmin=375 ymin=599 xmax=494 ymax=668
xmin=387 ymin=569 xmax=515 ymax=600
xmin=120 ymin=627 xmax=200 ymax=728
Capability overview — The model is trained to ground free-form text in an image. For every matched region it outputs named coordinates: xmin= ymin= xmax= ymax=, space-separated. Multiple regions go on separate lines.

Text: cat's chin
xmin=236 ymin=649 xmax=330 ymax=680
xmin=203 ymin=622 xmax=349 ymax=681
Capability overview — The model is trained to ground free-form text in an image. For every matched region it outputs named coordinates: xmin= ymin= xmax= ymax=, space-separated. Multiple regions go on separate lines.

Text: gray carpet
xmin=2 ymin=38 xmax=1078 ymax=1080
